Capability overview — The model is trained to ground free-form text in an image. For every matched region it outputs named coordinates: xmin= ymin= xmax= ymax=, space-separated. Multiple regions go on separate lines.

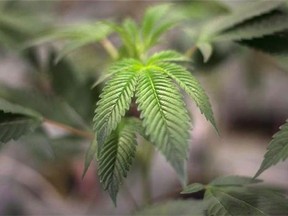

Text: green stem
xmin=141 ymin=164 xmax=152 ymax=205
xmin=100 ymin=38 xmax=119 ymax=60
xmin=185 ymin=45 xmax=197 ymax=58
xmin=139 ymin=141 xmax=154 ymax=205
xmin=43 ymin=118 xmax=94 ymax=140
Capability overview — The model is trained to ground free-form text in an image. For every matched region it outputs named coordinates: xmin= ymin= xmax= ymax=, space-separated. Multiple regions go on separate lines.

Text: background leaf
xmin=193 ymin=1 xmax=288 ymax=61
xmin=0 ymin=99 xmax=42 ymax=143
xmin=210 ymin=176 xmax=262 ymax=186
xmin=28 ymin=21 xmax=113 ymax=60
xmin=181 ymin=183 xmax=205 ymax=194
xmin=83 ymin=138 xmax=97 ymax=178
xmin=205 ymin=187 xmax=266 ymax=216
xmin=134 ymin=200 xmax=207 ymax=216
xmin=255 ymin=119 xmax=288 ymax=178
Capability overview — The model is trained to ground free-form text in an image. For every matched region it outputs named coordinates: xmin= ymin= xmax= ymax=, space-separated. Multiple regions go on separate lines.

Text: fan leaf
xmin=148 ymin=50 xmax=188 ymax=64
xmin=215 ymin=12 xmax=288 ymax=42
xmin=93 ymin=59 xmax=140 ymax=154
xmin=135 ymin=200 xmax=207 ymax=216
xmin=193 ymin=1 xmax=287 ymax=61
xmin=200 ymin=1 xmax=284 ymax=40
xmin=205 ymin=188 xmax=267 ymax=216
xmin=197 ymin=42 xmax=213 ymax=63
xmin=156 ymin=62 xmax=218 ymax=133
xmin=255 ymin=119 xmax=288 ymax=178
xmin=0 ymin=99 xmax=42 ymax=143
xmin=98 ymin=120 xmax=137 ymax=205
xmin=181 ymin=183 xmax=205 ymax=194
xmin=136 ymin=68 xmax=190 ymax=184
xmin=238 ymin=32 xmax=288 ymax=55
xmin=27 ymin=21 xmax=113 ymax=59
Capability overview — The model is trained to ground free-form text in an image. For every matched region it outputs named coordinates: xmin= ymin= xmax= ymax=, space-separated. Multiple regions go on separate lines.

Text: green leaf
xmin=155 ymin=62 xmax=218 ymax=133
xmin=255 ymin=119 xmax=288 ymax=178
xmin=215 ymin=12 xmax=288 ymax=42
xmin=136 ymin=68 xmax=190 ymax=184
xmin=205 ymin=186 xmax=288 ymax=216
xmin=134 ymin=200 xmax=207 ymax=216
xmin=126 ymin=117 xmax=146 ymax=138
xmin=193 ymin=1 xmax=287 ymax=60
xmin=181 ymin=183 xmax=205 ymax=194
xmin=142 ymin=4 xmax=171 ymax=40
xmin=147 ymin=21 xmax=176 ymax=48
xmin=205 ymin=187 xmax=267 ymax=216
xmin=84 ymin=117 xmax=143 ymax=180
xmin=197 ymin=42 xmax=213 ymax=63
xmin=141 ymin=4 xmax=171 ymax=45
xmin=93 ymin=59 xmax=140 ymax=154
xmin=200 ymin=1 xmax=284 ymax=40
xmin=0 ymin=10 xmax=48 ymax=49
xmin=0 ymin=85 xmax=85 ymax=127
xmin=148 ymin=51 xmax=188 ymax=64
xmin=83 ymin=138 xmax=97 ymax=178
xmin=0 ymin=98 xmax=42 ymax=118
xmin=53 ymin=41 xmax=91 ymax=64
xmin=238 ymin=32 xmax=288 ymax=55
xmin=27 ymin=21 xmax=112 ymax=59
xmin=141 ymin=4 xmax=180 ymax=50
xmin=46 ymin=50 xmax=95 ymax=124
xmin=247 ymin=188 xmax=288 ymax=216
xmin=98 ymin=120 xmax=137 ymax=205
xmin=0 ymin=99 xmax=42 ymax=143
xmin=210 ymin=176 xmax=262 ymax=187
xmin=107 ymin=19 xmax=140 ymax=58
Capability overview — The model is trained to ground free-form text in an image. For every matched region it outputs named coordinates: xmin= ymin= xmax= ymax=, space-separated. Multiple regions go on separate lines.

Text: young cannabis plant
xmin=80 ymin=4 xmax=216 ymax=204
xmin=93 ymin=50 xmax=216 ymax=203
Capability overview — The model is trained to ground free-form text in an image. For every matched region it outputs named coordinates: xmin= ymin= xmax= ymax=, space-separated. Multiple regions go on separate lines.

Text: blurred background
xmin=0 ymin=0 xmax=288 ymax=215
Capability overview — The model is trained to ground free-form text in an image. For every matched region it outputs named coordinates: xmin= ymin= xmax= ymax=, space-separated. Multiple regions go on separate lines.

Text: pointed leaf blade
xmin=210 ymin=175 xmax=262 ymax=187
xmin=93 ymin=59 xmax=140 ymax=153
xmin=200 ymin=1 xmax=285 ymax=40
xmin=135 ymin=200 xmax=207 ymax=216
xmin=27 ymin=21 xmax=113 ymax=59
xmin=181 ymin=183 xmax=205 ymax=194
xmin=238 ymin=33 xmax=288 ymax=55
xmin=215 ymin=13 xmax=288 ymax=42
xmin=157 ymin=62 xmax=218 ymax=133
xmin=255 ymin=119 xmax=288 ymax=178
xmin=136 ymin=69 xmax=191 ymax=184
xmin=205 ymin=188 xmax=266 ymax=216
xmin=148 ymin=51 xmax=188 ymax=64
xmin=0 ymin=99 xmax=42 ymax=143
xmin=142 ymin=4 xmax=171 ymax=40
xmin=197 ymin=42 xmax=213 ymax=63
xmin=98 ymin=120 xmax=137 ymax=204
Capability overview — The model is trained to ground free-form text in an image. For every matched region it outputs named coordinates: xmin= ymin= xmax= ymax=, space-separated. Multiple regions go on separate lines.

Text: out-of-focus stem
xmin=100 ymin=38 xmax=119 ymax=60
xmin=44 ymin=118 xmax=94 ymax=140
xmin=185 ymin=45 xmax=197 ymax=58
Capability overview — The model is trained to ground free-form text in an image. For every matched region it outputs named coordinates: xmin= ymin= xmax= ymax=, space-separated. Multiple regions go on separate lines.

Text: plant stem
xmin=100 ymin=38 xmax=119 ymax=60
xmin=141 ymin=163 xmax=152 ymax=205
xmin=43 ymin=118 xmax=94 ymax=140
xmin=185 ymin=45 xmax=197 ymax=58
xmin=138 ymin=141 xmax=154 ymax=205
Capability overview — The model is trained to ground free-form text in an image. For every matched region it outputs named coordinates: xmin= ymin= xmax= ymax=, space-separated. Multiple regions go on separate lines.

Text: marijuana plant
xmin=1 ymin=1 xmax=288 ymax=215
